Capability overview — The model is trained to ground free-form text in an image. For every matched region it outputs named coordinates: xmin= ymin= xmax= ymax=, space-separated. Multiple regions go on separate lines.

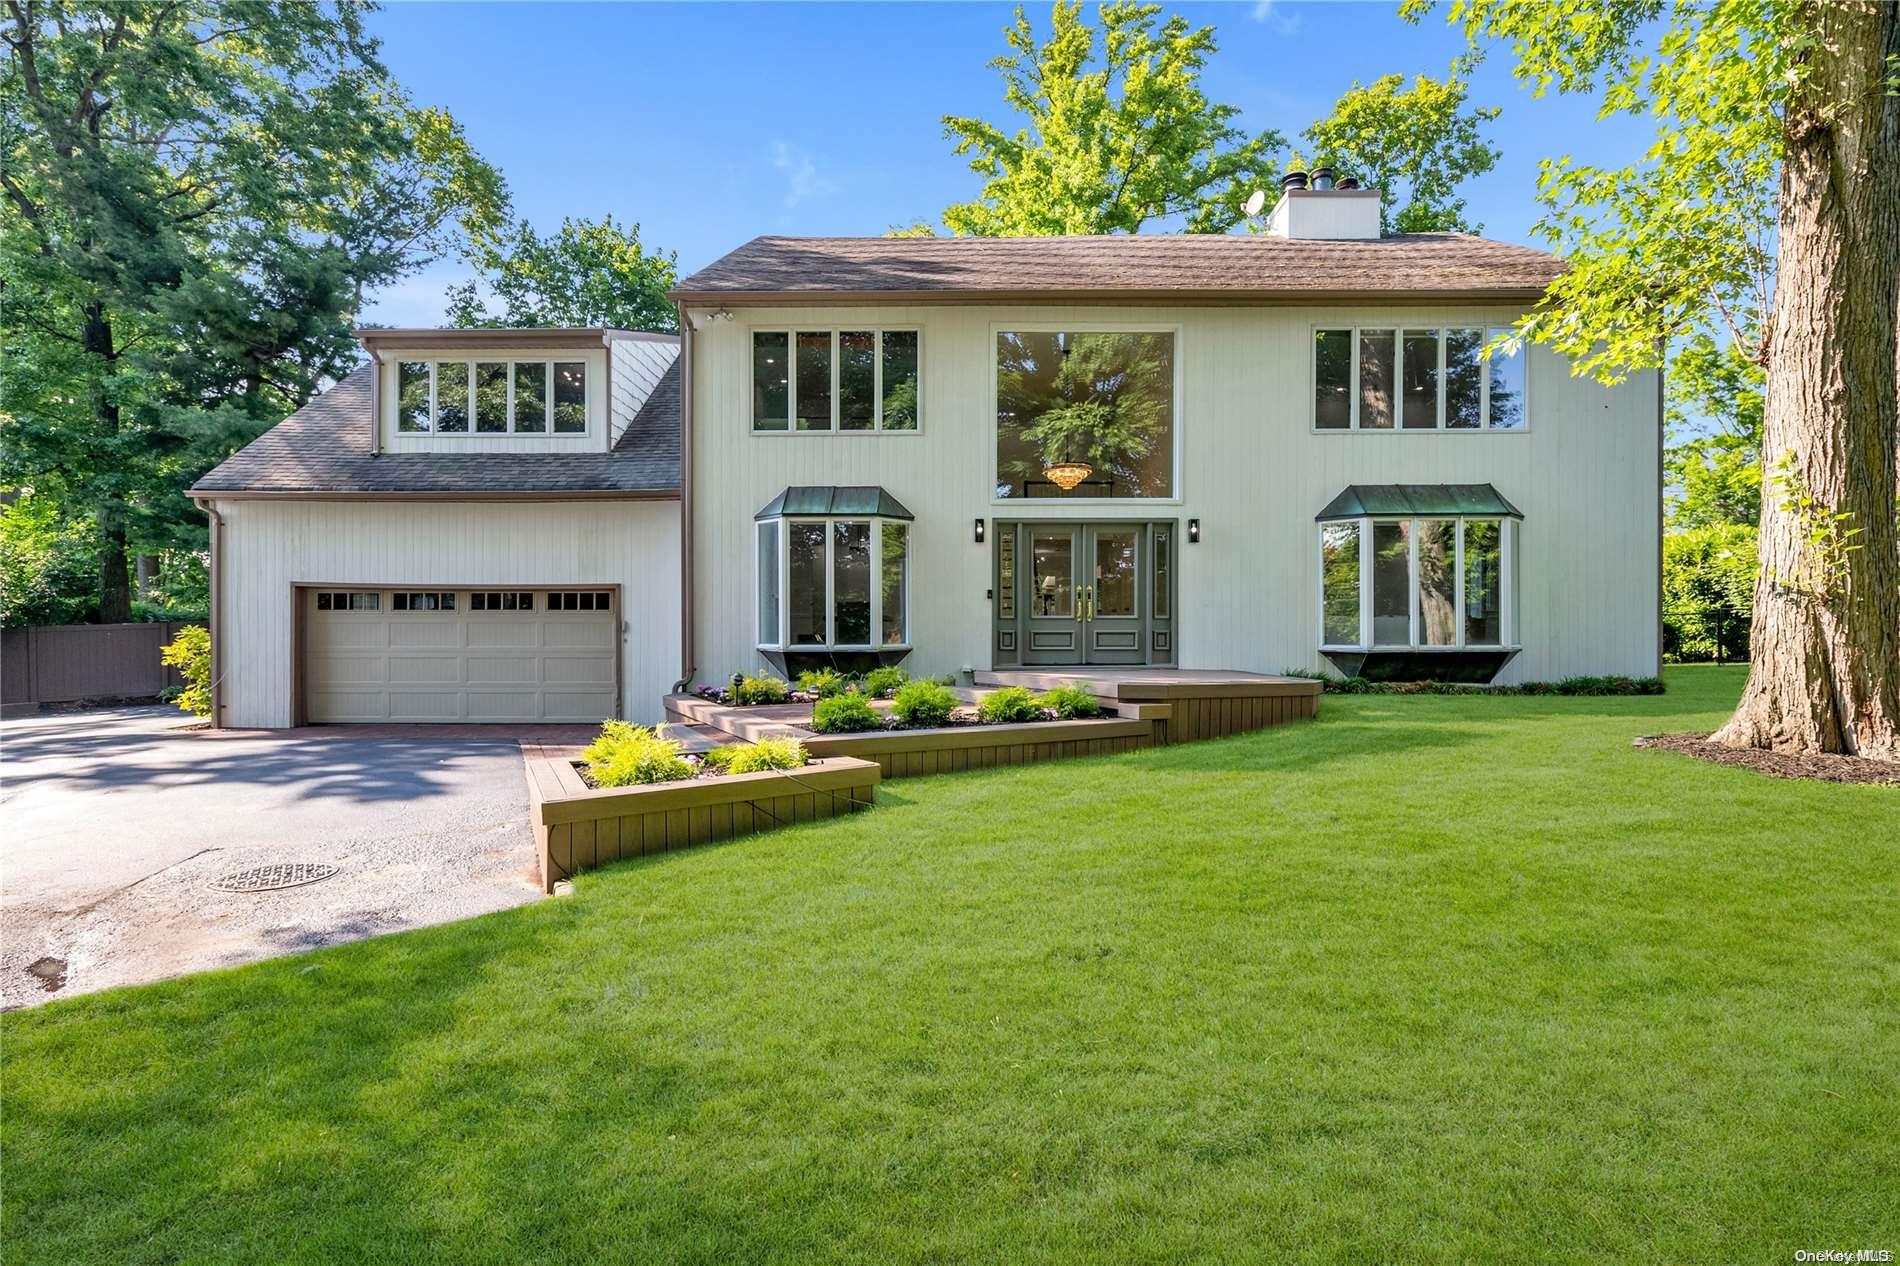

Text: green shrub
xmin=727 ymin=674 xmax=790 ymax=705
xmin=700 ymin=745 xmax=740 ymax=772
xmin=796 ymin=668 xmax=853 ymax=698
xmin=976 ymin=686 xmax=1043 ymax=724
xmin=891 ymin=680 xmax=957 ymax=727
xmin=722 ymin=737 xmax=808 ymax=774
xmin=159 ymin=625 xmax=212 ymax=718
xmin=1036 ymin=683 xmax=1104 ymax=718
xmin=862 ymin=666 xmax=909 ymax=698
xmin=582 ymin=721 xmax=695 ymax=787
xmin=810 ymin=693 xmax=882 ymax=734
xmin=1663 ymin=523 xmax=1756 ymax=662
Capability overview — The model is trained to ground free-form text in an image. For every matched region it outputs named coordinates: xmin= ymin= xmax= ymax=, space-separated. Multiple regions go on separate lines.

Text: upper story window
xmin=995 ymin=330 xmax=1177 ymax=500
xmin=1313 ymin=327 xmax=1524 ymax=431
xmin=751 ymin=330 xmax=920 ymax=433
xmin=397 ymin=360 xmax=588 ymax=435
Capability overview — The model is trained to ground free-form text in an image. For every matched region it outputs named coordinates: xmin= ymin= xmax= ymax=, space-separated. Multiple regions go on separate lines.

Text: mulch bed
xmin=1634 ymin=733 xmax=1900 ymax=786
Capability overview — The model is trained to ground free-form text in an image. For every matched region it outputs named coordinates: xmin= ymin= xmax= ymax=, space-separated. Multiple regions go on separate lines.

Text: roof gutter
xmin=673 ymin=301 xmax=695 ymax=692
xmin=664 ymin=287 xmax=1557 ymax=308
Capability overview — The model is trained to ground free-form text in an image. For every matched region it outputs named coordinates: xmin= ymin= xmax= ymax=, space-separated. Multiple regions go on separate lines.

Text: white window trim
xmin=750 ymin=328 xmax=924 ymax=435
xmin=397 ymin=359 xmax=591 ymax=437
xmin=1317 ymin=515 xmax=1519 ymax=651
xmin=1310 ymin=325 xmax=1530 ymax=434
xmin=755 ymin=514 xmax=911 ymax=651
xmin=988 ymin=322 xmax=1187 ymax=507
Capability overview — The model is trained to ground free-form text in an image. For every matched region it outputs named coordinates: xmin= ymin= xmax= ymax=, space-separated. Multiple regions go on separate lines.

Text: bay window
xmin=1313 ymin=327 xmax=1525 ymax=431
xmin=1319 ymin=514 xmax=1518 ymax=650
xmin=756 ymin=507 xmax=912 ymax=650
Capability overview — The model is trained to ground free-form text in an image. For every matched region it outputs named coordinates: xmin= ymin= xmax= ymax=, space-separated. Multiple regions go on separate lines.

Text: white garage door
xmin=304 ymin=589 xmax=618 ymax=723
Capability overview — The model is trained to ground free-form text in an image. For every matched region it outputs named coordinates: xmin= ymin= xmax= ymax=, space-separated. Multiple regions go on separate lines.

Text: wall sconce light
xmin=974 ymin=518 xmax=986 ymax=544
xmin=1187 ymin=518 xmax=1201 ymax=543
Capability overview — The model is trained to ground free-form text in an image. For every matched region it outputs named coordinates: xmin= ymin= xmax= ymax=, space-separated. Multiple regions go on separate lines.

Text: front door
xmin=1009 ymin=523 xmax=1155 ymax=666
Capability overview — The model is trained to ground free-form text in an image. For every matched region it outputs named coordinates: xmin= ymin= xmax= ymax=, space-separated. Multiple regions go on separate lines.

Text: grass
xmin=4 ymin=666 xmax=1896 ymax=1263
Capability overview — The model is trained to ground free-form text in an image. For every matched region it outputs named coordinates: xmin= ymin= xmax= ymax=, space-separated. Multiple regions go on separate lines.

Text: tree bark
xmin=82 ymin=301 xmax=134 ymax=625
xmin=1715 ymin=0 xmax=1900 ymax=759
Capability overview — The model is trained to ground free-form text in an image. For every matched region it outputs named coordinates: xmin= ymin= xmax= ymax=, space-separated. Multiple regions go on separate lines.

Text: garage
xmin=303 ymin=588 xmax=619 ymax=723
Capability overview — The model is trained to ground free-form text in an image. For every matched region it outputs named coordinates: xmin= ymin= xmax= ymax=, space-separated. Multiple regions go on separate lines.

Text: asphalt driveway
xmin=2 ymin=707 xmax=549 ymax=1008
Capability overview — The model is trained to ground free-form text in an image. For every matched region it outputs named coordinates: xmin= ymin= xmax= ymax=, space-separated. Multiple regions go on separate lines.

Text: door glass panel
xmin=832 ymin=520 xmax=871 ymax=645
xmin=1094 ymin=529 xmax=1137 ymax=617
xmin=1417 ymin=519 xmax=1457 ymax=645
xmin=1152 ymin=530 xmax=1170 ymax=619
xmin=1371 ymin=521 xmax=1410 ymax=644
xmin=1031 ymin=532 xmax=1073 ymax=618
xmin=788 ymin=522 xmax=827 ymax=645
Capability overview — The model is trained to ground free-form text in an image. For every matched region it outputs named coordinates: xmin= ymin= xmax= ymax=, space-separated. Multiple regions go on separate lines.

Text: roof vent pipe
xmin=1281 ymin=170 xmax=1308 ymax=193
xmin=1336 ymin=176 xmax=1360 ymax=190
xmin=1311 ymin=167 xmax=1335 ymax=191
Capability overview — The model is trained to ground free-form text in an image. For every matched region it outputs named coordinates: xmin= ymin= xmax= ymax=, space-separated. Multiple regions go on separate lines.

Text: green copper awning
xmin=754 ymin=485 xmax=915 ymax=520
xmin=1316 ymin=483 xmax=1523 ymax=522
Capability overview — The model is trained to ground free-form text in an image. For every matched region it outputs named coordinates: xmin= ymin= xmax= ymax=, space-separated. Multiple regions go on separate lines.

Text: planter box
xmin=523 ymin=751 xmax=881 ymax=893
xmin=800 ymin=715 xmax=1158 ymax=779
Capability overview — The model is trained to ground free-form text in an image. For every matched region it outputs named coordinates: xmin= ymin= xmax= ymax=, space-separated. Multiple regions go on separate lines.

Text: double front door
xmin=995 ymin=522 xmax=1175 ymax=666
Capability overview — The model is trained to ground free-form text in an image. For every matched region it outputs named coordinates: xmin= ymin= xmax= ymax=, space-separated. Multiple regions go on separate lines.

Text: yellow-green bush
xmin=582 ymin=721 xmax=695 ymax=787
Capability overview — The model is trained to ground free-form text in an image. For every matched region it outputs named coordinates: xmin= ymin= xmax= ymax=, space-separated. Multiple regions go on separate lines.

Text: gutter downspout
xmin=366 ymin=344 xmax=383 ymax=458
xmin=673 ymin=302 xmax=695 ymax=691
xmin=193 ymin=496 xmax=226 ymax=727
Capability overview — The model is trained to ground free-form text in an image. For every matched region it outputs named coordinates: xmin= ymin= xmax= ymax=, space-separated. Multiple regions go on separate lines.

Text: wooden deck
xmin=974 ymin=668 xmax=1321 ymax=744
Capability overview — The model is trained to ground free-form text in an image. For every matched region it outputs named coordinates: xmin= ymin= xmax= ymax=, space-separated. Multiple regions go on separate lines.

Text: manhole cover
xmin=211 ymin=863 xmax=338 ymax=893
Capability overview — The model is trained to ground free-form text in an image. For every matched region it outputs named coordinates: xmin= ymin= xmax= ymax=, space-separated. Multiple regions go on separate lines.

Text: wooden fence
xmin=0 ymin=621 xmax=199 ymax=713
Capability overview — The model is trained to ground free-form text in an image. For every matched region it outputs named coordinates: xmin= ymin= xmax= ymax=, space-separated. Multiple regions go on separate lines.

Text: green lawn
xmin=5 ymin=666 xmax=1896 ymax=1264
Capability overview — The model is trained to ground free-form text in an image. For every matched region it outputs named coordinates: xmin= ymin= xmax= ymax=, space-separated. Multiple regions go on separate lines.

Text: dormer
xmin=357 ymin=327 xmax=679 ymax=455
xmin=1263 ymin=168 xmax=1382 ymax=241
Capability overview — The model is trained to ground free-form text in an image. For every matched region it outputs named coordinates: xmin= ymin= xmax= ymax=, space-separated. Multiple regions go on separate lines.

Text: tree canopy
xmin=933 ymin=1 xmax=1281 ymax=236
xmin=445 ymin=214 xmax=678 ymax=332
xmin=2 ymin=0 xmax=506 ymax=620
xmin=1299 ymin=70 xmax=1502 ymax=234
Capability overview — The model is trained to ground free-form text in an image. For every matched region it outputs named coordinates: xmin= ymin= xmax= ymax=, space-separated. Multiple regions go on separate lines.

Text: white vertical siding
xmin=689 ymin=302 xmax=1659 ymax=686
xmin=217 ymin=499 xmax=680 ymax=727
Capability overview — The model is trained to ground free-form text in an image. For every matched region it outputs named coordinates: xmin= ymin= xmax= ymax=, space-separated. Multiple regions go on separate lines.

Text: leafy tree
xmin=1415 ymin=0 xmax=1900 ymax=758
xmin=1 ymin=1 xmax=505 ymax=622
xmin=1663 ymin=524 xmax=1757 ymax=662
xmin=0 ymin=491 xmax=96 ymax=625
xmin=446 ymin=214 xmax=678 ymax=332
xmin=1666 ymin=334 xmax=1763 ymax=529
xmin=1299 ymin=70 xmax=1502 ymax=234
xmin=933 ymin=1 xmax=1282 ymax=236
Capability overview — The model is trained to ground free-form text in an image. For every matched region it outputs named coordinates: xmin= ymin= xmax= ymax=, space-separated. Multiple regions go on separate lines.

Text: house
xmin=191 ymin=184 xmax=1660 ymax=728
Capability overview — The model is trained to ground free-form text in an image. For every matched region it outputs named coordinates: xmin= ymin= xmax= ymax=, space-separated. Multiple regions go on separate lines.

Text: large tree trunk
xmin=82 ymin=302 xmax=134 ymax=625
xmin=1715 ymin=0 xmax=1900 ymax=759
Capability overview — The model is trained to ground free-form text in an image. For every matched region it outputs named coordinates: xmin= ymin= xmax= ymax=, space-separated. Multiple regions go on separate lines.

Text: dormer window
xmin=397 ymin=359 xmax=588 ymax=435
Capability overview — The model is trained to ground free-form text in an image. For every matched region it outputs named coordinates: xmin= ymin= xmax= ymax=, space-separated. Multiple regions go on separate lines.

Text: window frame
xmin=754 ymin=514 xmax=911 ymax=651
xmin=391 ymin=358 xmax=591 ymax=437
xmin=989 ymin=322 xmax=1186 ymax=505
xmin=1316 ymin=515 xmax=1518 ymax=651
xmin=749 ymin=328 xmax=924 ymax=435
xmin=1309 ymin=325 xmax=1529 ymax=433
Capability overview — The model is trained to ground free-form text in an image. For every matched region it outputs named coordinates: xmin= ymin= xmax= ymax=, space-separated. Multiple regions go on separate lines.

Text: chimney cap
xmin=1281 ymin=169 xmax=1309 ymax=193
xmin=1336 ymin=175 xmax=1360 ymax=190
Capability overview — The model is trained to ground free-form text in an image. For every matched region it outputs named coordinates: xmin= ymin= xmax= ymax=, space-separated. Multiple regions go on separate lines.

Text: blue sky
xmin=360 ymin=0 xmax=1656 ymax=327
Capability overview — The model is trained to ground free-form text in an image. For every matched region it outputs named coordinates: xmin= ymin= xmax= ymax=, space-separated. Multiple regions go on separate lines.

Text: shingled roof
xmin=672 ymin=233 xmax=1565 ymax=304
xmin=190 ymin=363 xmax=680 ymax=497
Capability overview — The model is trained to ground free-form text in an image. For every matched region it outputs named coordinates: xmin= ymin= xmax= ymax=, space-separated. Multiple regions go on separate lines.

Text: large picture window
xmin=1320 ymin=516 xmax=1515 ymax=649
xmin=1313 ymin=327 xmax=1525 ymax=431
xmin=995 ymin=330 xmax=1176 ymax=499
xmin=756 ymin=515 xmax=910 ymax=649
xmin=391 ymin=359 xmax=589 ymax=435
xmin=751 ymin=330 xmax=920 ymax=433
